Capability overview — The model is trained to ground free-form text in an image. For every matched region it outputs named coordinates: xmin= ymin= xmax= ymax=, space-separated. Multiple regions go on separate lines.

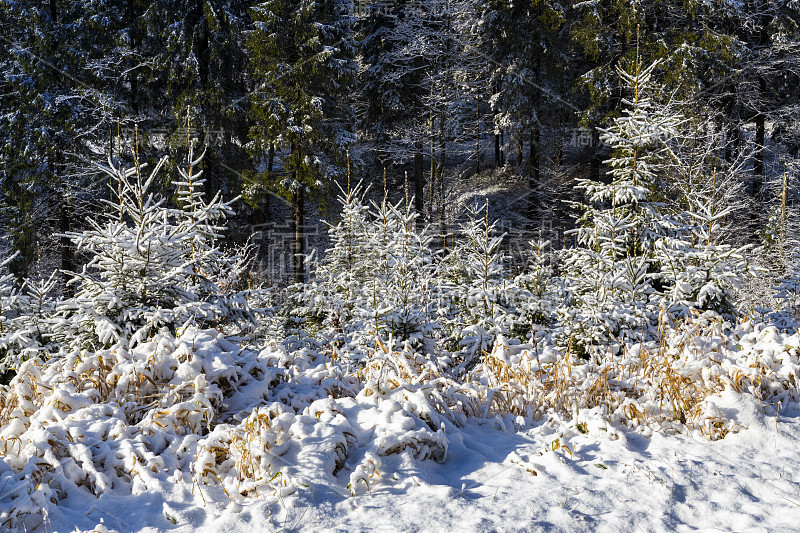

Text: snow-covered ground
xmin=3 ymin=320 xmax=800 ymax=532
xmin=42 ymin=399 xmax=800 ymax=532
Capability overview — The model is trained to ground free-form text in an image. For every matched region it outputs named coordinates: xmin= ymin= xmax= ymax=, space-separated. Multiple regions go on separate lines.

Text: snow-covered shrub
xmin=0 ymin=326 xmax=466 ymax=528
xmin=3 ymin=305 xmax=800 ymax=528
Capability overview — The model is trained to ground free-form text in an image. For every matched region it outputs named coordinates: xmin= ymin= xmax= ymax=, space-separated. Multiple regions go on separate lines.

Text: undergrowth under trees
xmin=0 ymin=57 xmax=789 ymax=375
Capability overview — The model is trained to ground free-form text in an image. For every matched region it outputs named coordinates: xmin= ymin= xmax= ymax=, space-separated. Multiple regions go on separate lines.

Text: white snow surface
xmin=2 ymin=321 xmax=800 ymax=532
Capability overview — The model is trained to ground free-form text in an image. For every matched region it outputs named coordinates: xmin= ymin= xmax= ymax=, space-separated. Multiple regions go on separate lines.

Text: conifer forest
xmin=2 ymin=1 xmax=800 ymax=531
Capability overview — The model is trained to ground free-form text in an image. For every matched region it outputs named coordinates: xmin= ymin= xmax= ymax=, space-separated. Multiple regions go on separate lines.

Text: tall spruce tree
xmin=159 ymin=0 xmax=252 ymax=198
xmin=247 ymin=0 xmax=357 ymax=283
xmin=356 ymin=0 xmax=437 ymax=216
xmin=0 ymin=0 xmax=117 ymax=286
xmin=480 ymin=0 xmax=571 ymax=215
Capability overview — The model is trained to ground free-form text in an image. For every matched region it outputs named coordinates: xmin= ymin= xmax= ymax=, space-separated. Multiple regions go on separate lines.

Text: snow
xmin=2 ymin=319 xmax=800 ymax=532
xmin=19 ymin=398 xmax=800 ymax=532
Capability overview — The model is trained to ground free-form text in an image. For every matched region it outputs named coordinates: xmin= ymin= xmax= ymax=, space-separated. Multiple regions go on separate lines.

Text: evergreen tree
xmin=306 ymin=183 xmax=437 ymax=353
xmin=55 ymin=140 xmax=245 ymax=350
xmin=442 ymin=200 xmax=507 ymax=360
xmin=247 ymin=0 xmax=357 ymax=283
xmin=356 ymin=0 xmax=435 ymax=216
xmin=0 ymin=0 xmax=116 ymax=284
xmin=657 ymin=114 xmax=754 ymax=317
xmin=506 ymin=237 xmax=559 ymax=332
xmin=480 ymin=0 xmax=571 ymax=210
xmin=159 ymin=0 xmax=252 ymax=198
xmin=560 ymin=57 xmax=677 ymax=355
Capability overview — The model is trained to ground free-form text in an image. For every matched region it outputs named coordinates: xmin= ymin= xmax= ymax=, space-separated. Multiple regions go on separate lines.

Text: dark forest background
xmin=1 ymin=0 xmax=798 ymax=288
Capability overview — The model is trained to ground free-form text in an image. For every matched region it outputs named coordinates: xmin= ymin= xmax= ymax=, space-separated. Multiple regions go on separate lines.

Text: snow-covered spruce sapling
xmin=353 ymin=191 xmax=435 ymax=350
xmin=762 ymin=173 xmax=800 ymax=321
xmin=657 ymin=185 xmax=751 ymax=318
xmin=379 ymin=196 xmax=437 ymax=350
xmin=172 ymin=136 xmax=254 ymax=330
xmin=505 ymin=237 xmax=559 ymax=337
xmin=0 ymin=250 xmax=58 ymax=374
xmin=656 ymin=112 xmax=754 ymax=318
xmin=772 ymin=178 xmax=800 ymax=318
xmin=304 ymin=183 xmax=438 ymax=355
xmin=560 ymin=57 xmax=676 ymax=357
xmin=305 ymin=182 xmax=374 ymax=338
xmin=54 ymin=139 xmax=243 ymax=351
xmin=0 ymin=252 xmax=19 ymax=373
xmin=442 ymin=200 xmax=507 ymax=363
xmin=776 ymin=250 xmax=800 ymax=318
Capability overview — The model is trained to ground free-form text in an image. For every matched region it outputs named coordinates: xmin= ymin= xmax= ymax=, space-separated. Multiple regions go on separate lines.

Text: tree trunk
xmin=60 ymin=197 xmax=74 ymax=295
xmin=252 ymin=144 xmax=274 ymax=226
xmin=556 ymin=110 xmax=563 ymax=167
xmin=529 ymin=126 xmax=540 ymax=182
xmin=267 ymin=142 xmax=274 ymax=176
xmin=753 ymin=77 xmax=766 ymax=203
xmin=752 ymin=5 xmax=770 ymax=212
xmin=127 ymin=0 xmax=139 ymax=115
xmin=515 ymin=112 xmax=522 ymax=170
xmin=414 ymin=141 xmax=424 ymax=223
xmin=475 ymin=99 xmax=480 ymax=174
xmin=196 ymin=0 xmax=209 ymax=86
xmin=493 ymin=78 xmax=501 ymax=169
xmin=590 ymin=127 xmax=602 ymax=183
xmin=429 ymin=112 xmax=435 ymax=220
xmin=439 ymin=113 xmax=446 ymax=253
xmin=57 ymin=149 xmax=75 ymax=297
xmin=264 ymin=142 xmax=274 ymax=220
xmin=293 ymin=180 xmax=305 ymax=285
xmin=528 ymin=125 xmax=540 ymax=222
xmin=494 ymin=131 xmax=501 ymax=168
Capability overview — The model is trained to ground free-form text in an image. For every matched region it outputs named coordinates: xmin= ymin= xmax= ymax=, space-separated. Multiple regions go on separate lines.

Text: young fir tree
xmin=506 ymin=237 xmax=559 ymax=334
xmin=0 ymin=253 xmax=19 ymax=373
xmin=442 ymin=200 xmax=507 ymax=361
xmin=560 ymin=56 xmax=677 ymax=356
xmin=775 ymin=246 xmax=800 ymax=320
xmin=55 ymin=139 xmax=244 ymax=351
xmin=304 ymin=182 xmax=374 ymax=341
xmin=304 ymin=182 xmax=437 ymax=354
xmin=656 ymin=188 xmax=750 ymax=317
xmin=656 ymin=109 xmax=754 ymax=317
xmin=0 ymin=247 xmax=58 ymax=375
xmin=366 ymin=192 xmax=436 ymax=348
